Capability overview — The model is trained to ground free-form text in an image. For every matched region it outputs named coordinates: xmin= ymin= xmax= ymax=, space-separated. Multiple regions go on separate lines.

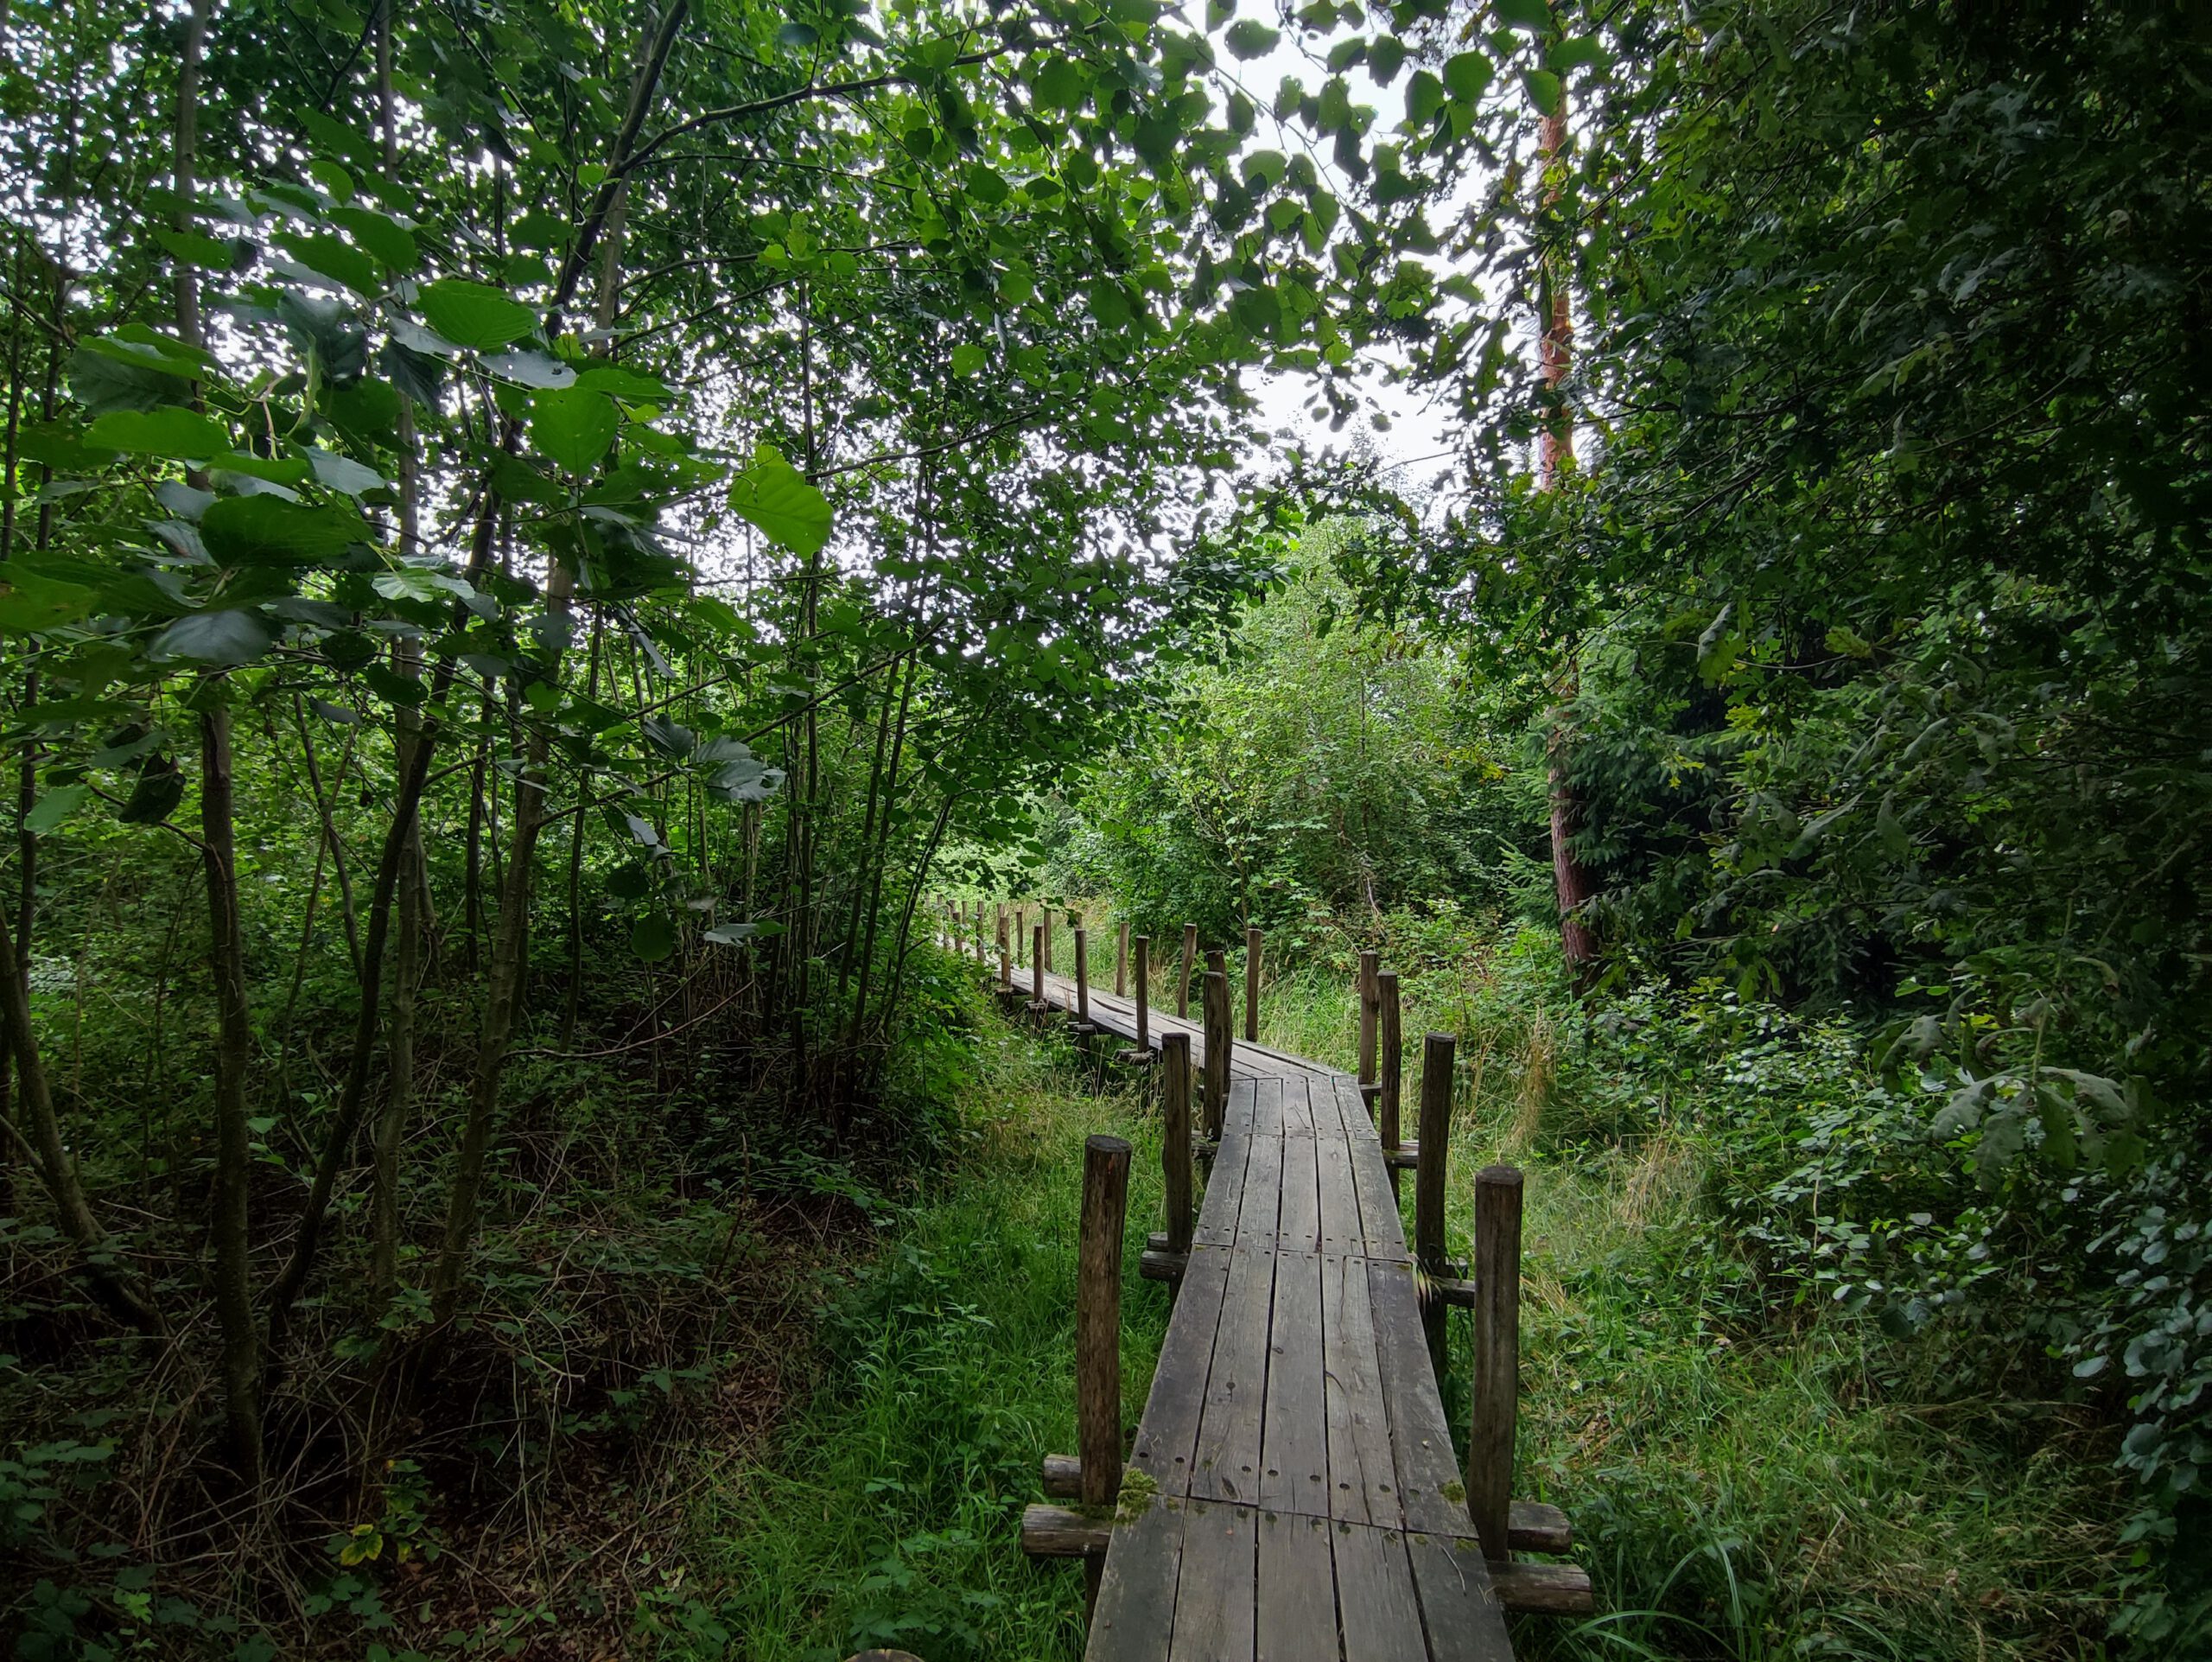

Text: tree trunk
xmin=1534 ymin=90 xmax=1600 ymax=982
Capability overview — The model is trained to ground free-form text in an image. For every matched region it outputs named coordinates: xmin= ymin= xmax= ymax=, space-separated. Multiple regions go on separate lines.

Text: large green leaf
xmin=531 ymin=387 xmax=619 ymax=476
xmin=417 ymin=279 xmax=537 ymax=352
xmin=726 ymin=443 xmax=831 ymax=556
xmin=154 ymin=608 xmax=276 ymax=665
xmin=86 ymin=407 xmax=229 ymax=458
xmin=200 ymin=494 xmax=364 ymax=565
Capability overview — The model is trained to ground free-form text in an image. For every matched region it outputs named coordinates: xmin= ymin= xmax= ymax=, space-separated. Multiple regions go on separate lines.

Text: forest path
xmin=1007 ymin=962 xmax=1516 ymax=1662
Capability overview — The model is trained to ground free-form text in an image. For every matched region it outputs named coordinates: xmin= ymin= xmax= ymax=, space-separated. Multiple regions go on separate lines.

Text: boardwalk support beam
xmin=1072 ymin=925 xmax=1094 ymax=1035
xmin=1471 ymin=1163 xmax=1524 ymax=1563
xmin=1244 ymin=925 xmax=1262 ymax=1042
xmin=1162 ymin=1031 xmax=1193 ymax=1259
xmin=1377 ymin=969 xmax=1403 ymax=1196
xmin=1077 ymin=1134 xmax=1131 ymax=1604
xmin=1415 ymin=1030 xmax=1453 ymax=1372
xmin=1201 ymin=967 xmax=1230 ymax=1142
xmin=1357 ymin=949 xmax=1380 ymax=1116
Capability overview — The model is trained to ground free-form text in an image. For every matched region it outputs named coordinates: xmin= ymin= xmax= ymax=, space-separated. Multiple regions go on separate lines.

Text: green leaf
xmin=118 ymin=760 xmax=184 ymax=825
xmin=200 ymin=494 xmax=364 ymax=566
xmin=1495 ymin=0 xmax=1552 ymax=29
xmin=531 ymin=387 xmax=620 ymax=476
xmin=85 ymin=407 xmax=229 ymax=459
xmin=486 ymin=350 xmax=578 ymax=390
xmin=306 ymin=448 xmax=387 ymax=496
xmin=25 ymin=785 xmax=90 ymax=834
xmin=1405 ymin=70 xmax=1446 ymax=125
xmin=950 ymin=342 xmax=988 ymax=377
xmin=575 ymin=365 xmax=671 ymax=401
xmin=276 ymin=231 xmax=385 ymax=297
xmin=1444 ymin=52 xmax=1491 ymax=100
xmin=702 ymin=922 xmax=760 ymax=945
xmin=327 ymin=207 xmax=421 ymax=274
xmin=727 ymin=443 xmax=831 ymax=556
xmin=153 ymin=226 xmax=241 ymax=270
xmin=417 ymin=279 xmax=537 ymax=352
xmin=1224 ymin=20 xmax=1280 ymax=59
xmin=631 ymin=912 xmax=677 ymax=962
xmin=1522 ymin=69 xmax=1563 ymax=114
xmin=154 ymin=608 xmax=276 ymax=665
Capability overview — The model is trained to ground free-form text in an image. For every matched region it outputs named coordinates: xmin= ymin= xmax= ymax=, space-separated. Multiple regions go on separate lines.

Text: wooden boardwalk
xmin=1009 ymin=962 xmax=1517 ymax=1662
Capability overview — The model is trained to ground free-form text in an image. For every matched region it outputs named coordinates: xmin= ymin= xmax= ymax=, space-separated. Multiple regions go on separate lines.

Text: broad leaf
xmin=727 ymin=443 xmax=830 ymax=555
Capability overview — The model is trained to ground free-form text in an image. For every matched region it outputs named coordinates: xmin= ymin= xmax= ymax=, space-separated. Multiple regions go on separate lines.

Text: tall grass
xmin=672 ymin=1022 xmax=1165 ymax=1661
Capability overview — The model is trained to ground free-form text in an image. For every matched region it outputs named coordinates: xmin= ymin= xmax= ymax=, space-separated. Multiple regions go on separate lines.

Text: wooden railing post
xmin=1357 ymin=949 xmax=1381 ymax=1117
xmin=1377 ymin=971 xmax=1405 ymax=1194
xmin=1131 ymin=935 xmax=1151 ymax=1058
xmin=1029 ymin=925 xmax=1048 ymax=1015
xmin=1470 ymin=1164 xmax=1523 ymax=1563
xmin=1201 ymin=967 xmax=1230 ymax=1141
xmin=1243 ymin=925 xmax=1262 ymax=1043
xmin=1415 ymin=1030 xmax=1453 ymax=1371
xmin=1177 ymin=922 xmax=1197 ymax=1018
xmin=1077 ymin=1133 xmax=1132 ymax=1606
xmin=1116 ymin=920 xmax=1128 ymax=997
xmin=1043 ymin=907 xmax=1055 ymax=979
xmin=998 ymin=907 xmax=1012 ymax=991
xmin=1072 ymin=925 xmax=1093 ymax=1033
xmin=1161 ymin=1031 xmax=1192 ymax=1256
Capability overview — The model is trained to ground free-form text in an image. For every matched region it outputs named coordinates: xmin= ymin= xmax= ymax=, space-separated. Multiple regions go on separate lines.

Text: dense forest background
xmin=3 ymin=0 xmax=2207 ymax=1657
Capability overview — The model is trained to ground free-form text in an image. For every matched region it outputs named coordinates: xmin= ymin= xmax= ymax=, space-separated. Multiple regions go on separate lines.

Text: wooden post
xmin=1133 ymin=935 xmax=1151 ymax=1054
xmin=1072 ymin=926 xmax=1093 ymax=1031
xmin=1030 ymin=925 xmax=1047 ymax=1012
xmin=1116 ymin=920 xmax=1128 ymax=997
xmin=1377 ymin=971 xmax=1404 ymax=1197
xmin=1470 ymin=1164 xmax=1524 ymax=1563
xmin=998 ymin=907 xmax=1012 ymax=991
xmin=1415 ymin=1030 xmax=1453 ymax=1371
xmin=1357 ymin=950 xmax=1380 ymax=1106
xmin=1043 ymin=908 xmax=1055 ymax=979
xmin=1177 ymin=922 xmax=1197 ymax=1017
xmin=1077 ymin=1133 xmax=1132 ymax=1605
xmin=1202 ymin=969 xmax=1230 ymax=1141
xmin=1161 ymin=1033 xmax=1192 ymax=1256
xmin=1243 ymin=925 xmax=1262 ymax=1043
xmin=1016 ymin=904 xmax=1027 ymax=967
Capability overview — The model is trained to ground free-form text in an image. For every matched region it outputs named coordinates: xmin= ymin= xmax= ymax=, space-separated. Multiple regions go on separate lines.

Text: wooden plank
xmin=1260 ymin=1251 xmax=1329 ymax=1516
xmin=1367 ymin=1259 xmax=1473 ymax=1537
xmin=1194 ymin=1117 xmax=1254 ymax=1248
xmin=1275 ymin=1133 xmax=1321 ymax=1256
xmin=1250 ymin=1075 xmax=1284 ymax=1137
xmin=1315 ymin=1134 xmax=1363 ymax=1258
xmin=1404 ymin=1531 xmax=1516 ymax=1660
xmin=1277 ymin=1075 xmax=1314 ymax=1136
xmin=1332 ymin=1074 xmax=1380 ymax=1143
xmin=1347 ymin=1135 xmax=1408 ymax=1262
xmin=1084 ymin=1493 xmax=1187 ymax=1662
xmin=1332 ymin=1522 xmax=1427 ymax=1662
xmin=1168 ymin=1501 xmax=1256 ymax=1660
xmin=1235 ymin=1130 xmax=1285 ymax=1253
xmin=1131 ymin=1244 xmax=1232 ymax=1495
xmin=1487 ymin=1558 xmax=1592 ymax=1615
xmin=1255 ymin=1510 xmax=1338 ymax=1662
xmin=1320 ymin=1252 xmax=1395 ymax=1529
xmin=1192 ymin=1242 xmax=1278 ymax=1504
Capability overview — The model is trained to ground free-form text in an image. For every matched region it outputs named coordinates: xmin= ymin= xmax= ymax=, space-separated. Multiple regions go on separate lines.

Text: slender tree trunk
xmin=0 ymin=904 xmax=162 ymax=1330
xmin=1533 ymin=90 xmax=1599 ymax=980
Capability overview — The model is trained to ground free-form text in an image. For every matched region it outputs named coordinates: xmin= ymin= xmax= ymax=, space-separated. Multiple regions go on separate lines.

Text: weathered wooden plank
xmin=1195 ymin=1117 xmax=1254 ymax=1248
xmin=1275 ymin=1132 xmax=1321 ymax=1257
xmin=1320 ymin=1252 xmax=1396 ymax=1529
xmin=1332 ymin=1074 xmax=1380 ymax=1143
xmin=1278 ymin=1075 xmax=1315 ymax=1137
xmin=1084 ymin=1493 xmax=1186 ymax=1662
xmin=1486 ymin=1558 xmax=1592 ymax=1615
xmin=1261 ymin=1251 xmax=1329 ymax=1517
xmin=1131 ymin=1244 xmax=1232 ymax=1495
xmin=1247 ymin=1075 xmax=1281 ymax=1137
xmin=1315 ymin=1133 xmax=1364 ymax=1259
xmin=1332 ymin=1522 xmax=1427 ymax=1662
xmin=1346 ymin=1130 xmax=1409 ymax=1262
xmin=1192 ymin=1242 xmax=1279 ymax=1505
xmin=1367 ymin=1258 xmax=1473 ymax=1537
xmin=1235 ymin=1131 xmax=1286 ymax=1254
xmin=1404 ymin=1531 xmax=1516 ymax=1660
xmin=1255 ymin=1510 xmax=1338 ymax=1662
xmin=1168 ymin=1501 xmax=1256 ymax=1660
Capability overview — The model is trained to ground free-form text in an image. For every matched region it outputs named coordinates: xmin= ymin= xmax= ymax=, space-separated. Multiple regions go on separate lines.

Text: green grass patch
xmin=671 ymin=1021 xmax=1168 ymax=1661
